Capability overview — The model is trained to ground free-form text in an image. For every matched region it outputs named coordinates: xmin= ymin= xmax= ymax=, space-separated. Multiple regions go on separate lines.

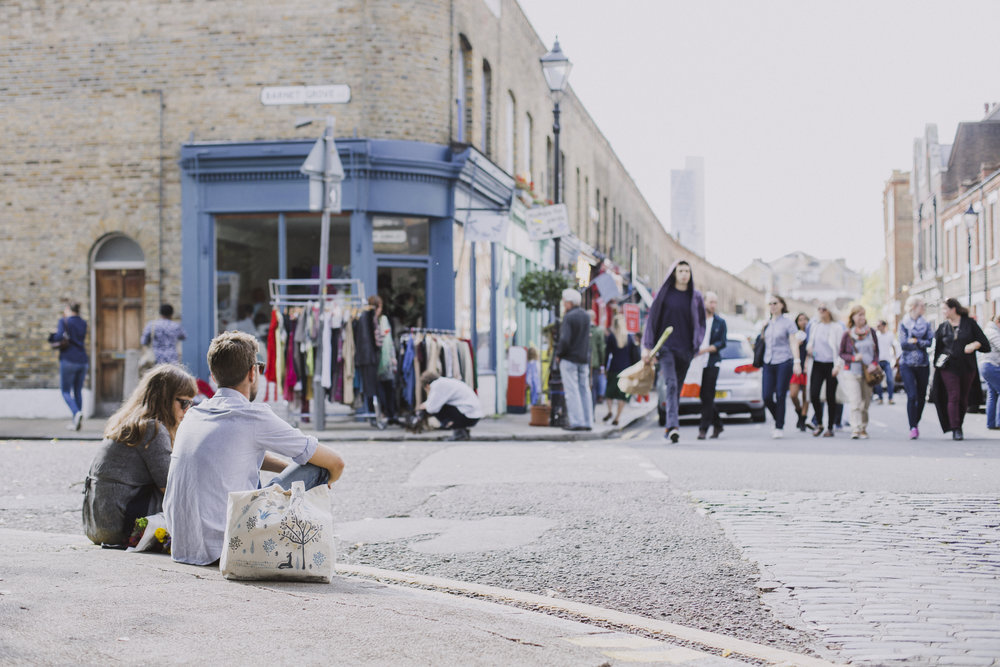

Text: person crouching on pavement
xmin=164 ymin=331 xmax=345 ymax=566
xmin=417 ymin=370 xmax=484 ymax=441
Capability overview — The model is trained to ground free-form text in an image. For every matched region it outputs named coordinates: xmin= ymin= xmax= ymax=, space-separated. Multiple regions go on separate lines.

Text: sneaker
xmin=822 ymin=429 xmax=834 ymax=437
xmin=952 ymin=428 xmax=964 ymax=441
xmin=666 ymin=428 xmax=680 ymax=443
xmin=909 ymin=427 xmax=919 ymax=440
xmin=447 ymin=428 xmax=471 ymax=441
xmin=811 ymin=423 xmax=824 ymax=437
xmin=888 ymin=399 xmax=895 ymax=405
xmin=851 ymin=432 xmax=860 ymax=440
xmin=771 ymin=429 xmax=783 ymax=439
xmin=859 ymin=430 xmax=869 ymax=440
xmin=876 ymin=398 xmax=883 ymax=405
xmin=73 ymin=411 xmax=83 ymax=431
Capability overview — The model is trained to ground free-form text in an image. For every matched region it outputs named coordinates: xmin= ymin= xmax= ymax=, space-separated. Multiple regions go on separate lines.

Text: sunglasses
xmin=176 ymin=398 xmax=193 ymax=411
xmin=768 ymin=301 xmax=779 ymax=306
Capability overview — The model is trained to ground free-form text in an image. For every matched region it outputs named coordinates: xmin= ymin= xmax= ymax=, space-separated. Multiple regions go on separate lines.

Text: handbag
xmin=752 ymin=324 xmax=768 ymax=368
xmin=617 ymin=326 xmax=673 ymax=396
xmin=220 ymin=481 xmax=335 ymax=583
xmin=138 ymin=323 xmax=157 ymax=375
xmin=48 ymin=319 xmax=70 ymax=351
xmin=863 ymin=362 xmax=885 ymax=388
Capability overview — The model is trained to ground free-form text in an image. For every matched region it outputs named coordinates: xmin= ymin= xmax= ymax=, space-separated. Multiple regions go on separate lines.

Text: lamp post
xmin=540 ymin=38 xmax=572 ymax=271
xmin=964 ymin=204 xmax=978 ymax=307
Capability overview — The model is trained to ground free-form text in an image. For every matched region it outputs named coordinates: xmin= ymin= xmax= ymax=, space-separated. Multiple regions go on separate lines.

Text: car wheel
xmin=750 ymin=408 xmax=766 ymax=423
xmin=658 ymin=406 xmax=666 ymax=427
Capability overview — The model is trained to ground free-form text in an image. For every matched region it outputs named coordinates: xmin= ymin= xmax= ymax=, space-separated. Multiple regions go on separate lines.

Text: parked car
xmin=657 ymin=334 xmax=765 ymax=424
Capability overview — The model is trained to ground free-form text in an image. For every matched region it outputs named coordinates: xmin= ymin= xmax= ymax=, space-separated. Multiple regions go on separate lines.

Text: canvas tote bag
xmin=220 ymin=481 xmax=335 ymax=583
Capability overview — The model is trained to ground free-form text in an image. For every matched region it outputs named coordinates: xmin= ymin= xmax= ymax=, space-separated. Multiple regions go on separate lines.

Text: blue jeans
xmin=559 ymin=359 xmax=592 ymax=428
xmin=659 ymin=350 xmax=692 ymax=430
xmin=592 ymin=368 xmax=607 ymax=407
xmin=981 ymin=363 xmax=1000 ymax=428
xmin=762 ymin=360 xmax=794 ymax=429
xmin=59 ymin=360 xmax=88 ymax=417
xmin=898 ymin=364 xmax=929 ymax=429
xmin=266 ymin=463 xmax=330 ymax=490
xmin=873 ymin=360 xmax=895 ymax=400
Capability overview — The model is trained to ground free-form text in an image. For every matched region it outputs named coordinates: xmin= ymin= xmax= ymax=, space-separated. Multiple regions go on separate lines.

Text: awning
xmin=633 ymin=281 xmax=654 ymax=308
xmin=590 ymin=272 xmax=621 ymax=302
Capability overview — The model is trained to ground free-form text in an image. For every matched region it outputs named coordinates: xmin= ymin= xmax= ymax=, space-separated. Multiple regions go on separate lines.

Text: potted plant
xmin=518 ymin=269 xmax=573 ymax=426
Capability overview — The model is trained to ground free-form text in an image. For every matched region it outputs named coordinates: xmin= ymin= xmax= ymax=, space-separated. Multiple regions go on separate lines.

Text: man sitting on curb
xmin=164 ymin=331 xmax=345 ymax=566
xmin=417 ymin=370 xmax=483 ymax=441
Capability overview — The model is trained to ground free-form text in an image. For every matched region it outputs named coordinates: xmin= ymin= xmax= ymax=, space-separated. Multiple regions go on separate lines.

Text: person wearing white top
xmin=418 ymin=370 xmax=484 ymax=441
xmin=873 ymin=320 xmax=901 ymax=404
xmin=806 ymin=304 xmax=845 ymax=437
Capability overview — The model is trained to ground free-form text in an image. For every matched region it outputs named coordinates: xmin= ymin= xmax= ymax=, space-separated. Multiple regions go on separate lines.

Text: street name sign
xmin=261 ymin=85 xmax=352 ymax=106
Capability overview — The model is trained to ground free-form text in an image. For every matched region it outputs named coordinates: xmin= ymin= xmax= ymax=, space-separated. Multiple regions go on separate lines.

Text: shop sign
xmin=575 ymin=256 xmax=590 ymax=288
xmin=372 ymin=229 xmax=407 ymax=245
xmin=525 ymin=204 xmax=570 ymax=241
xmin=465 ymin=213 xmax=510 ymax=243
xmin=260 ymin=85 xmax=352 ymax=105
xmin=623 ymin=303 xmax=641 ymax=334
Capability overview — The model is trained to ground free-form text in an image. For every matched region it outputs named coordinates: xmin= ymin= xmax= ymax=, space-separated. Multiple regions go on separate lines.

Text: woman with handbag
xmin=759 ymin=295 xmax=804 ymax=439
xmin=897 ymin=295 xmax=934 ymax=439
xmin=930 ymin=298 xmax=990 ymax=440
xmin=51 ymin=302 xmax=89 ymax=431
xmin=82 ymin=364 xmax=198 ymax=547
xmin=603 ymin=314 xmax=638 ymax=426
xmin=838 ymin=305 xmax=880 ymax=440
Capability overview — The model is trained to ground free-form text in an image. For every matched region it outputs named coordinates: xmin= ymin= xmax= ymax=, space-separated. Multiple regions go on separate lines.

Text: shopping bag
xmin=617 ymin=326 xmax=673 ymax=396
xmin=220 ymin=481 xmax=335 ymax=583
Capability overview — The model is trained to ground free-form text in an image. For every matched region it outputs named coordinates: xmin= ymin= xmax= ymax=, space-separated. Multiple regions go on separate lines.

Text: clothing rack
xmin=268 ymin=278 xmax=366 ymax=307
xmin=266 ymin=277 xmax=385 ymax=430
xmin=405 ymin=327 xmax=458 ymax=336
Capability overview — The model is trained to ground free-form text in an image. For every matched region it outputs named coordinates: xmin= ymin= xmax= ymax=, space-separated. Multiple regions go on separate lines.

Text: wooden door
xmin=96 ymin=269 xmax=144 ymax=413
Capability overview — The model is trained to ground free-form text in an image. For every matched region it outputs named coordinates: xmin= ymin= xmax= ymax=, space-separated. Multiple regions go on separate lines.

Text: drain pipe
xmin=143 ymin=88 xmax=165 ymax=306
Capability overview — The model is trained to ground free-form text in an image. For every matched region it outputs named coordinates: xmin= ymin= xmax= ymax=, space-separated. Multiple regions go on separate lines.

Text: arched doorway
xmin=91 ymin=235 xmax=145 ymax=415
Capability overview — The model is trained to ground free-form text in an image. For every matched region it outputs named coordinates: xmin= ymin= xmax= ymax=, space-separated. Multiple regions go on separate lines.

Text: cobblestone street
xmin=695 ymin=490 xmax=1000 ymax=666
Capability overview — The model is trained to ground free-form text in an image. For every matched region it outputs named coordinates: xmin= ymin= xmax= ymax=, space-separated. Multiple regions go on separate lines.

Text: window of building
xmin=504 ymin=92 xmax=516 ymax=174
xmin=481 ymin=60 xmax=493 ymax=157
xmin=372 ymin=216 xmax=429 ymax=255
xmin=456 ymin=35 xmax=473 ymax=143
xmin=522 ymin=112 xmax=532 ymax=180
xmin=545 ymin=137 xmax=553 ymax=202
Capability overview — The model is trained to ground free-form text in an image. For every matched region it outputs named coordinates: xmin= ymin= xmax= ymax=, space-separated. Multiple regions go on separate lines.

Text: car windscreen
xmin=720 ymin=337 xmax=752 ymax=360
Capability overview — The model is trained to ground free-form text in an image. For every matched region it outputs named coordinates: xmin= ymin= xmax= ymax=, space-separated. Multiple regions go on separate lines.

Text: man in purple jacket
xmin=642 ymin=260 xmax=705 ymax=443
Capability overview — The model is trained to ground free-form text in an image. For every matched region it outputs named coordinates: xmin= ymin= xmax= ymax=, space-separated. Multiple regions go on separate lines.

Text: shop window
xmin=372 ymin=216 xmax=429 ymax=255
xmin=215 ymin=214 xmax=279 ymax=333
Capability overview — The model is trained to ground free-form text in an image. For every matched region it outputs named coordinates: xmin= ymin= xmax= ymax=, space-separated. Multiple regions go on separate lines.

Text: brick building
xmin=882 ymin=170 xmax=913 ymax=328
xmin=2 ymin=0 xmax=770 ymax=416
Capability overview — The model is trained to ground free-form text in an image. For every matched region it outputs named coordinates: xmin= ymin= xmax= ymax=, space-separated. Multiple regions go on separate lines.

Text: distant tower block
xmin=671 ymin=156 xmax=705 ymax=257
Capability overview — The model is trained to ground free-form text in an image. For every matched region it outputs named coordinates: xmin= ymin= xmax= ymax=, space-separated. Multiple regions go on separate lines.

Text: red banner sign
xmin=623 ymin=304 xmax=640 ymax=334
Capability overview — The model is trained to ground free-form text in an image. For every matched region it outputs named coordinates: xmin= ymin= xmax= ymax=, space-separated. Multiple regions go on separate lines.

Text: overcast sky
xmin=518 ymin=0 xmax=1000 ymax=276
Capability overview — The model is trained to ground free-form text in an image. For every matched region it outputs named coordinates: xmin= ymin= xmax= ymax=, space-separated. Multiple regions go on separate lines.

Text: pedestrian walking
xmin=642 ymin=260 xmax=705 ymax=444
xmin=806 ymin=303 xmax=843 ymax=438
xmin=789 ymin=312 xmax=810 ymax=431
xmin=602 ymin=313 xmax=638 ymax=426
xmin=873 ymin=320 xmax=900 ymax=405
xmin=838 ymin=305 xmax=880 ymax=440
xmin=51 ymin=302 xmax=89 ymax=431
xmin=82 ymin=364 xmax=197 ymax=547
xmin=372 ymin=295 xmax=398 ymax=424
xmin=979 ymin=312 xmax=1000 ymax=430
xmin=141 ymin=304 xmax=188 ymax=365
xmin=695 ymin=291 xmax=727 ymax=440
xmin=555 ymin=288 xmax=593 ymax=432
xmin=897 ymin=295 xmax=934 ymax=439
xmin=589 ymin=309 xmax=607 ymax=410
xmin=929 ymin=298 xmax=990 ymax=440
xmin=759 ymin=295 xmax=803 ymax=439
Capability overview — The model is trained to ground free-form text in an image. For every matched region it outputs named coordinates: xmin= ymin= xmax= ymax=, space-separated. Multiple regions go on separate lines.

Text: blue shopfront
xmin=179 ymin=138 xmax=513 ymax=408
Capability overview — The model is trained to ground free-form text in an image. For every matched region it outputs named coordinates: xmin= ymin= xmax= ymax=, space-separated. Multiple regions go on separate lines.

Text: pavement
xmin=0 ymin=400 xmax=843 ymax=666
xmin=0 ymin=399 xmax=661 ymax=443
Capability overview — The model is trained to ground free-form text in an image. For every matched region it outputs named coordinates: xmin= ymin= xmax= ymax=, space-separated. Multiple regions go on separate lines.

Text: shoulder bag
xmin=49 ymin=319 xmax=70 ymax=351
xmin=752 ymin=323 xmax=768 ymax=368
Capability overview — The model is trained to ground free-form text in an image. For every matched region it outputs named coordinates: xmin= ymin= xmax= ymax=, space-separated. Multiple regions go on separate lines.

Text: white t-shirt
xmin=164 ymin=388 xmax=318 ymax=565
xmin=424 ymin=378 xmax=484 ymax=420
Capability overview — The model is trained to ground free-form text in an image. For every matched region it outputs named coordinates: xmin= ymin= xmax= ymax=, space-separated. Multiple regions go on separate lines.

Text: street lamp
xmin=540 ymin=38 xmax=572 ymax=270
xmin=964 ymin=204 xmax=978 ymax=307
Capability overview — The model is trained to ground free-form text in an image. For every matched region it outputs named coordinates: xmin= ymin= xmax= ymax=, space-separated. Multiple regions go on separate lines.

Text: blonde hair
xmin=611 ymin=314 xmax=628 ymax=348
xmin=904 ymin=295 xmax=924 ymax=314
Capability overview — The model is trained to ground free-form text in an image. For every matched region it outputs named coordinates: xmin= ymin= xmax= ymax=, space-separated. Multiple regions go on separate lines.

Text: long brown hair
xmin=945 ymin=297 xmax=969 ymax=317
xmin=847 ymin=305 xmax=866 ymax=329
xmin=104 ymin=364 xmax=197 ymax=446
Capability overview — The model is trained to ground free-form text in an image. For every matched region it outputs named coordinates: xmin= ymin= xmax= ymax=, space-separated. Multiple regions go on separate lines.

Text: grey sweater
xmin=557 ymin=306 xmax=592 ymax=365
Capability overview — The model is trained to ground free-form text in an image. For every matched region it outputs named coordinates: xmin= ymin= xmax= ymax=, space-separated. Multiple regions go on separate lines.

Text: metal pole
xmin=313 ymin=117 xmax=335 ymax=430
xmin=552 ymin=99 xmax=561 ymax=270
xmin=968 ymin=229 xmax=973 ymax=307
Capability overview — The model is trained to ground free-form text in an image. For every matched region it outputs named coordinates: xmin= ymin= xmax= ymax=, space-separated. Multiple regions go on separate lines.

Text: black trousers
xmin=699 ymin=366 xmax=723 ymax=432
xmin=431 ymin=403 xmax=480 ymax=429
xmin=810 ymin=361 xmax=838 ymax=429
